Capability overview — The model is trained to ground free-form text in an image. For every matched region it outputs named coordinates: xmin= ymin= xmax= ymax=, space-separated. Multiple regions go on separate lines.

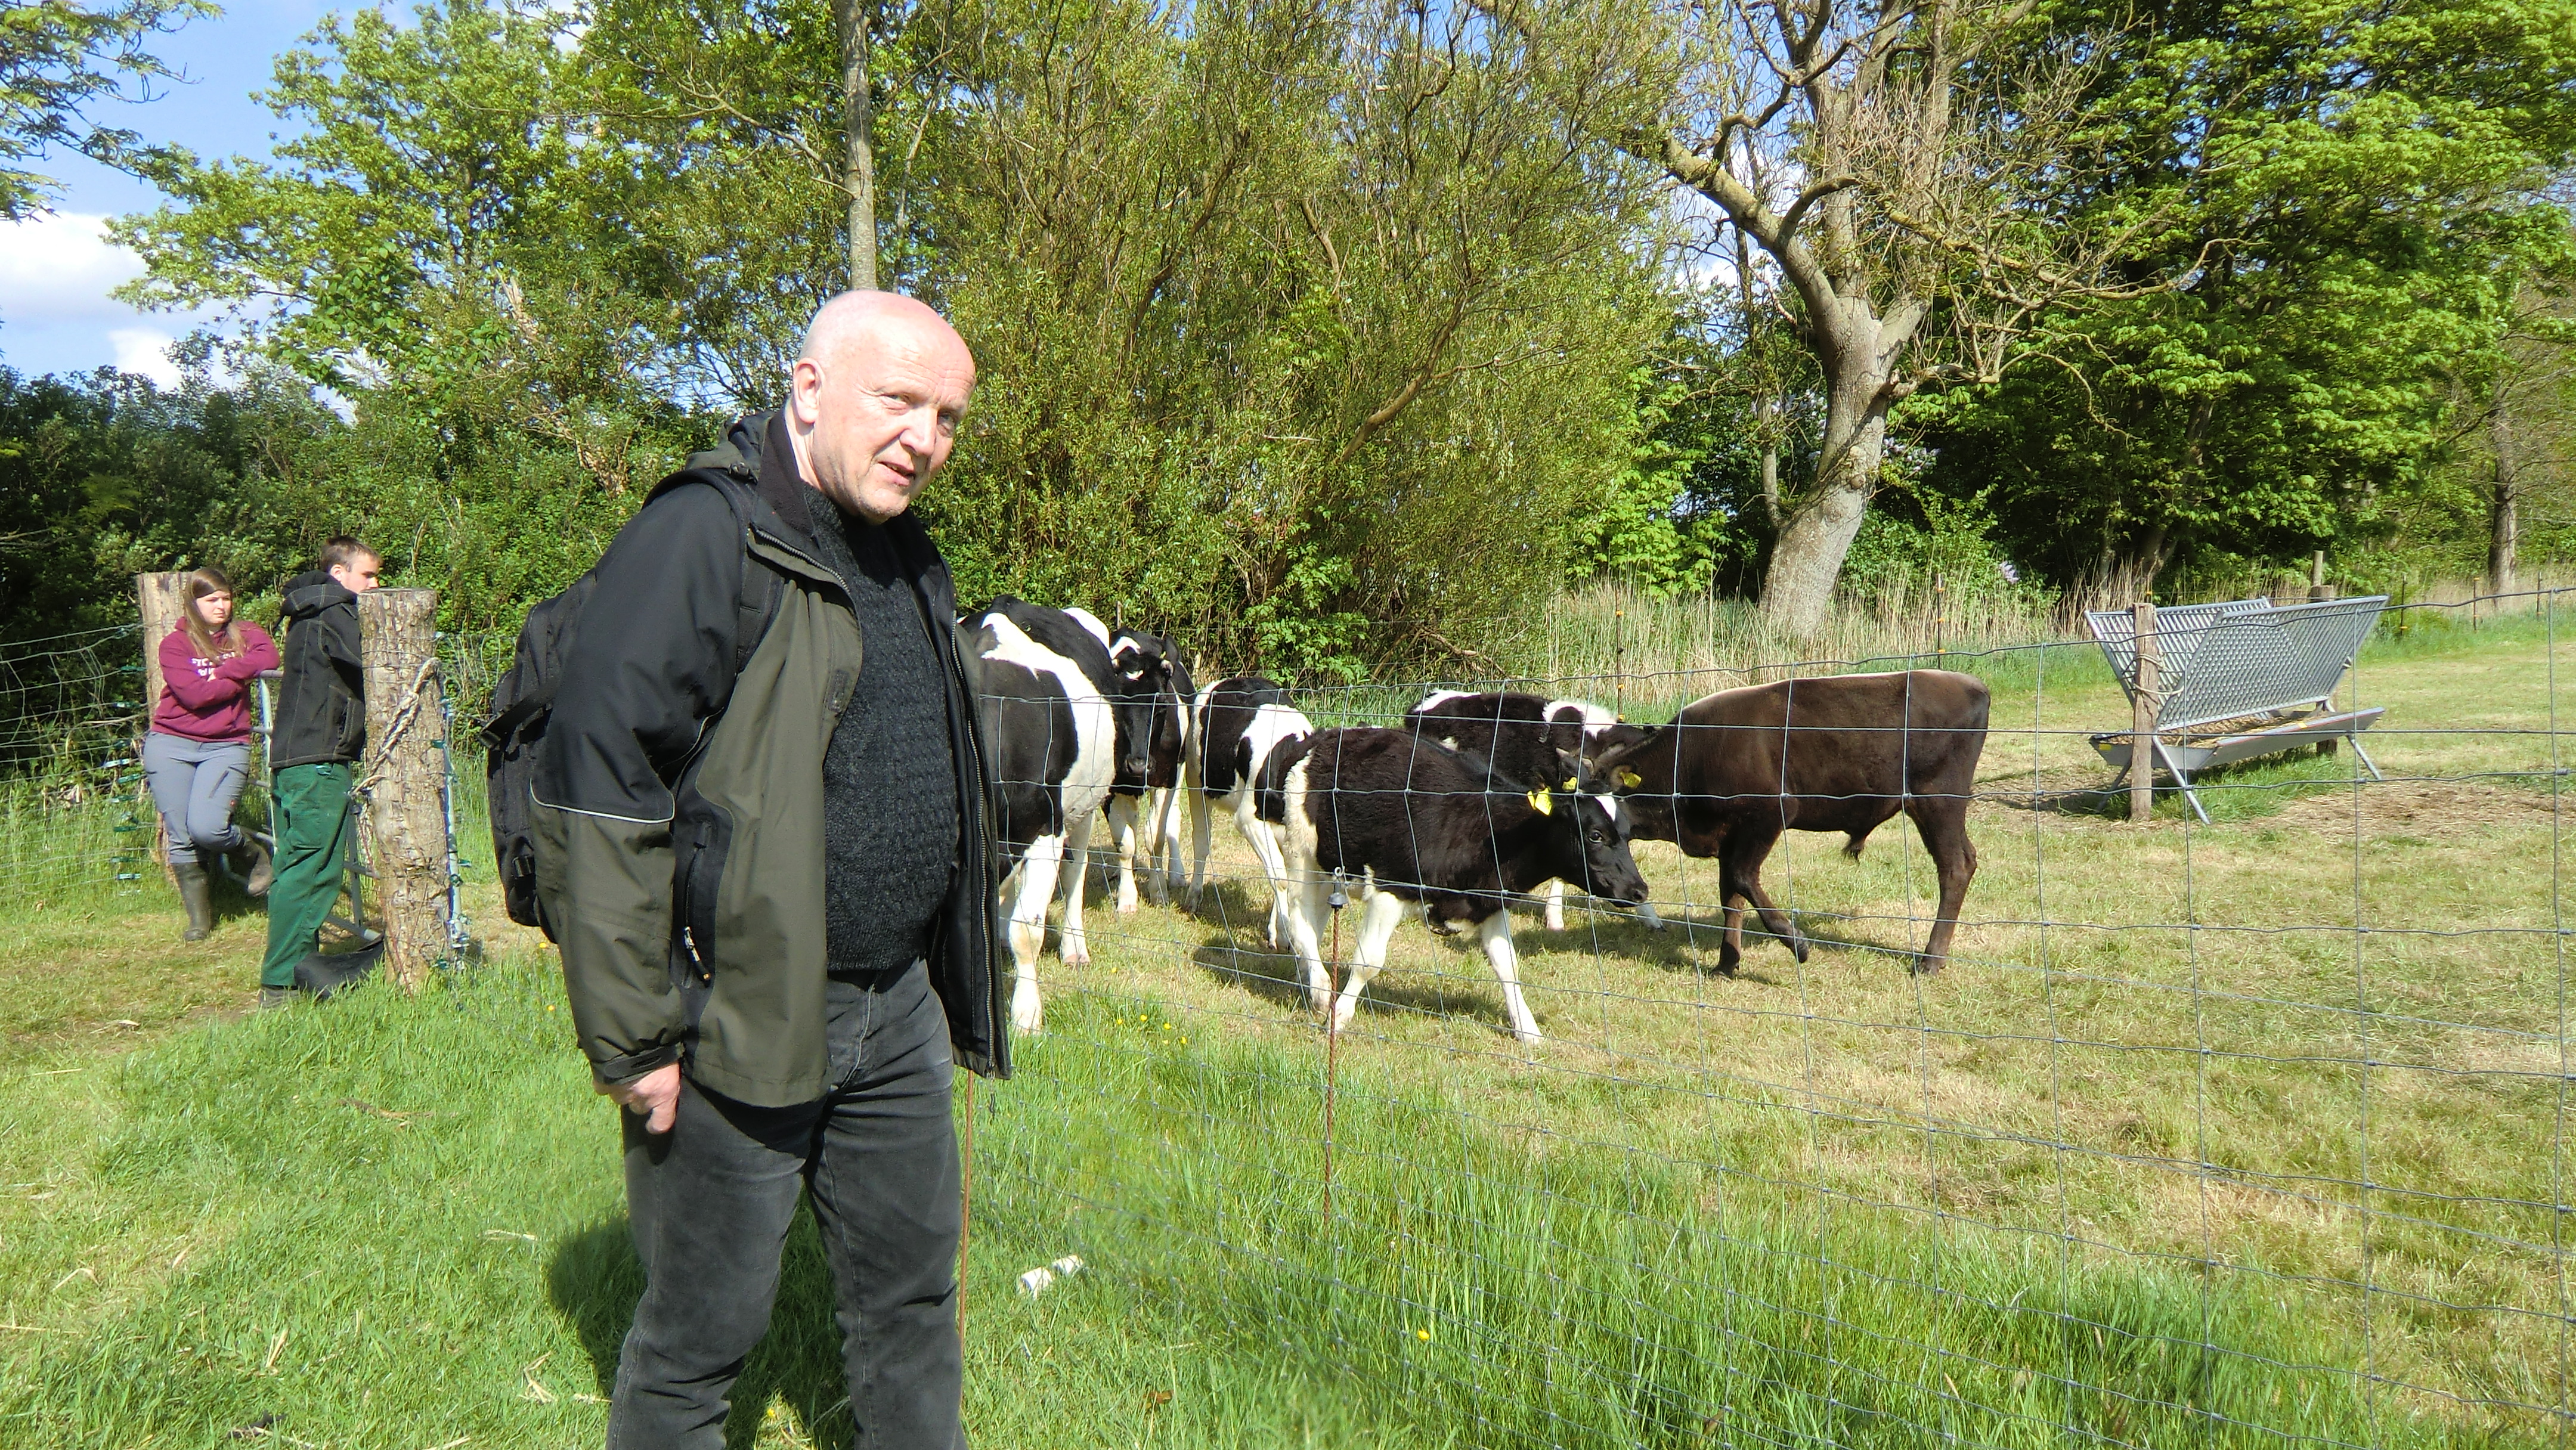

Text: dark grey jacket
xmin=270 ymin=569 xmax=365 ymax=769
xmin=531 ymin=415 xmax=1010 ymax=1103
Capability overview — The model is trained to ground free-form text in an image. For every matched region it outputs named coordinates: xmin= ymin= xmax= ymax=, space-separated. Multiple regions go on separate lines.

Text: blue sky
xmin=0 ymin=0 xmax=340 ymax=385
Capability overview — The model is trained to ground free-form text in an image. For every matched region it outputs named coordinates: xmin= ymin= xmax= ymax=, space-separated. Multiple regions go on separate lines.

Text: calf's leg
xmin=1004 ymin=843 xmax=1064 ymax=1033
xmin=1106 ymin=796 xmax=1143 ymax=913
xmin=1541 ymin=878 xmax=1566 ymax=932
xmin=1184 ymin=786 xmax=1216 ymax=911
xmin=1058 ymin=812 xmax=1098 ymax=966
xmin=1145 ymin=785 xmax=1182 ymax=906
xmin=1476 ymin=911 xmax=1543 ymax=1043
xmin=1235 ymin=803 xmax=1296 ymax=949
xmin=1328 ymin=888 xmax=1410 ymax=1035
xmin=1909 ymin=803 xmax=1978 ymax=974
xmin=1278 ymin=872 xmax=1337 ymax=1020
xmin=1727 ymin=825 xmax=1807 ymax=963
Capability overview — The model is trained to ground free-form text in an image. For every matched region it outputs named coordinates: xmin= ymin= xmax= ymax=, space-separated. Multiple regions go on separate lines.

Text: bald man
xmin=535 ymin=292 xmax=1007 ymax=1449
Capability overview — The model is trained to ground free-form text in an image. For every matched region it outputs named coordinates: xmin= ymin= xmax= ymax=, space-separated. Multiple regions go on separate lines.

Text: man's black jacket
xmin=532 ymin=413 xmax=1011 ymax=1096
xmin=271 ymin=569 xmax=364 ymax=769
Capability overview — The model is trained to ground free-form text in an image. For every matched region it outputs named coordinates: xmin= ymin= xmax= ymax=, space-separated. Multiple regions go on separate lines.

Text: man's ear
xmin=787 ymin=358 xmax=825 ymax=423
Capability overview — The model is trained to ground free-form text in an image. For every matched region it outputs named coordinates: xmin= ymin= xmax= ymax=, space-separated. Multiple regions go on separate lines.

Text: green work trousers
xmin=260 ymin=761 xmax=355 ymax=989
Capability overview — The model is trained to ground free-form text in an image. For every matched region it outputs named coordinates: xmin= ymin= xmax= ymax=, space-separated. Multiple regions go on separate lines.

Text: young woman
xmin=146 ymin=568 xmax=281 ymax=941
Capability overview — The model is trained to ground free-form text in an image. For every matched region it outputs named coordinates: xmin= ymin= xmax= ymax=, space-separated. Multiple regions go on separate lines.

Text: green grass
xmin=0 ymin=949 xmax=2513 ymax=1449
xmin=0 ymin=612 xmax=2568 ymax=1447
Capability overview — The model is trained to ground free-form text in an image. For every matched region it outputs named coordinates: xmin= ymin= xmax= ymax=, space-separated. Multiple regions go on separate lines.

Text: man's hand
xmin=597 ymin=1062 xmax=682 ymax=1134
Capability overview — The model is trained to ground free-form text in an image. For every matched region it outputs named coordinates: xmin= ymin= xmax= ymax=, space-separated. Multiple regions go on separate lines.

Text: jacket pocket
xmin=671 ymin=807 xmax=732 ymax=982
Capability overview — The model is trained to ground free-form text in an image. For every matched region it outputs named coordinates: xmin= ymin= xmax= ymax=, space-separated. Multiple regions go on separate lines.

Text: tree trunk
xmin=838 ymin=0 xmax=877 ymax=291
xmin=1757 ymin=403 xmax=1782 ymax=531
xmin=2490 ymin=402 xmax=2519 ymax=594
xmin=1758 ymin=321 xmax=1894 ymax=640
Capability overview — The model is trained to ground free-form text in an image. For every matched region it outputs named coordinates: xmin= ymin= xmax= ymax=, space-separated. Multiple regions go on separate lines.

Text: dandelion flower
xmin=1417 ymin=1329 xmax=1432 ymax=1341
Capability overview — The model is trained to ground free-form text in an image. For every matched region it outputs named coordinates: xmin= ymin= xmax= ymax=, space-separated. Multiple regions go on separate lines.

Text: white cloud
xmin=0 ymin=210 xmax=231 ymax=380
xmin=107 ymin=327 xmax=183 ymax=387
xmin=0 ymin=212 xmax=149 ymax=324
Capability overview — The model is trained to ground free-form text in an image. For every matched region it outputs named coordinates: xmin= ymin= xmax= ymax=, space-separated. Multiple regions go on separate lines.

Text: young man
xmin=537 ymin=292 xmax=1007 ymax=1448
xmin=258 ymin=536 xmax=380 ymax=1009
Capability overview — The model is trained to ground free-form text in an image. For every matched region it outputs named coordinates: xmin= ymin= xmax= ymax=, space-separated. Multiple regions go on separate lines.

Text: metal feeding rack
xmin=2086 ymin=594 xmax=2389 ymax=822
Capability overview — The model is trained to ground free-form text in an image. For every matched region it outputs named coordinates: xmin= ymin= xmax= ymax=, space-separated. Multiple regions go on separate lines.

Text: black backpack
xmin=478 ymin=478 xmax=782 ymax=937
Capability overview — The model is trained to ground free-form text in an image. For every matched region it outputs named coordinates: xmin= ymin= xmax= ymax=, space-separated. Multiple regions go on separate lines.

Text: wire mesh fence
xmin=0 ymin=588 xmax=2565 ymax=1446
xmin=0 ymin=622 xmax=514 ymax=910
xmin=958 ymin=585 xmax=2571 ymax=1448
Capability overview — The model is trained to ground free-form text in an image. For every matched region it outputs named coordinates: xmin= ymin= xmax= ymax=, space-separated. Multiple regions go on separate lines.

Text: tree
xmin=1488 ymin=0 xmax=2153 ymax=637
xmin=0 ymin=361 xmax=340 ymax=642
xmin=915 ymin=0 xmax=1667 ymax=671
xmin=2467 ymin=267 xmax=2576 ymax=593
xmin=0 ymin=0 xmax=209 ymax=219
xmin=115 ymin=2 xmax=696 ymax=495
xmin=1915 ymin=0 xmax=2576 ymax=598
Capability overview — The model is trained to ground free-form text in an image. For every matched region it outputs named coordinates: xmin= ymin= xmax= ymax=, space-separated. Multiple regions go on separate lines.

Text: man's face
xmin=330 ymin=554 xmax=382 ymax=594
xmin=788 ymin=317 xmax=976 ymax=523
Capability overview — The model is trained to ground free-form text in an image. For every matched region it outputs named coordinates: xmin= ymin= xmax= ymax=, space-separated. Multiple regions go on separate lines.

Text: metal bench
xmin=2086 ymin=595 xmax=2389 ymax=823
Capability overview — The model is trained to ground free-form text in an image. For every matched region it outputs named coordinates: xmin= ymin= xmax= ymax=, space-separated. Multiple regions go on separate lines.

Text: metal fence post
xmin=358 ymin=588 xmax=451 ymax=989
xmin=2130 ymin=600 xmax=2159 ymax=823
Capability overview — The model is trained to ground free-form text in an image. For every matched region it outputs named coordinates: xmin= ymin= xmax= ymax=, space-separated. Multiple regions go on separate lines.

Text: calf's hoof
xmin=1010 ymin=985 xmax=1046 ymax=1034
xmin=1911 ymin=955 xmax=1947 ymax=977
xmin=1788 ymin=934 xmax=1812 ymax=964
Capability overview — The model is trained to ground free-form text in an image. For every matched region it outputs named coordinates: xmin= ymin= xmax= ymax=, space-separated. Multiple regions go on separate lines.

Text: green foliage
xmin=0 ymin=362 xmax=339 ymax=642
xmin=1918 ymin=0 xmax=2576 ymax=594
xmin=1840 ymin=484 xmax=2051 ymax=617
xmin=0 ymin=0 xmax=209 ymax=219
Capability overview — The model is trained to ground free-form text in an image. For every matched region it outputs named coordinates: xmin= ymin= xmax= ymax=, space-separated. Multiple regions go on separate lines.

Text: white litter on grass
xmin=1016 ymin=1254 xmax=1086 ymax=1299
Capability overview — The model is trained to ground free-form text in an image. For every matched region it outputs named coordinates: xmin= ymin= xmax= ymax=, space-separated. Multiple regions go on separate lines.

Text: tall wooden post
xmin=136 ymin=571 xmax=191 ymax=882
xmin=2129 ymin=601 xmax=2160 ymax=824
xmin=358 ymin=588 xmax=449 ymax=990
xmin=136 ymin=572 xmax=191 ymax=718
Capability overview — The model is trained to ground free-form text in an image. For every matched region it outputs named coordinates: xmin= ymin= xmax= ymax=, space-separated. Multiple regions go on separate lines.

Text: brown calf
xmin=1590 ymin=670 xmax=1990 ymax=975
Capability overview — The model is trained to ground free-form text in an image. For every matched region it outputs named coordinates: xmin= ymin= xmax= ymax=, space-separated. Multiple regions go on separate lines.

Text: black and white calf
xmin=1182 ymin=675 xmax=1313 ymax=943
xmin=1404 ymin=690 xmax=1662 ymax=931
xmin=1097 ymin=625 xmax=1194 ymax=910
xmin=1257 ymin=727 xmax=1652 ymax=1043
xmin=961 ymin=597 xmax=1151 ymax=1034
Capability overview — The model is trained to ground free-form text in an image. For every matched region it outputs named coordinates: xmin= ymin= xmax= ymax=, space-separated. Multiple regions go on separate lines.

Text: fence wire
xmin=957 ymin=585 xmax=2570 ymax=1449
xmin=0 ymin=590 xmax=2565 ymax=1447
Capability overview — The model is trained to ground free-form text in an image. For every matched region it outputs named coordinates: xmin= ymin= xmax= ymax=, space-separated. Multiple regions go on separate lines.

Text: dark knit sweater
xmin=800 ymin=485 xmax=961 ymax=977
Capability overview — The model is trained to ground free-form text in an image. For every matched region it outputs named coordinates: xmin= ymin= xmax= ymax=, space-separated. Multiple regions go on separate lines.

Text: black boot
xmin=175 ymin=862 xmax=215 ymax=942
xmin=231 ymin=836 xmax=273 ymax=897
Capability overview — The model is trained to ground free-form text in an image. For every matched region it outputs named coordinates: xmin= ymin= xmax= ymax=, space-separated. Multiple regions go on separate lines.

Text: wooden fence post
xmin=136 ymin=571 xmax=191 ymax=883
xmin=2130 ymin=600 xmax=2159 ymax=824
xmin=359 ymin=588 xmax=449 ymax=990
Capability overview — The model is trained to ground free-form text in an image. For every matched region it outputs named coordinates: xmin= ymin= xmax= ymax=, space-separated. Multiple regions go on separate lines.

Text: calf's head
xmin=1106 ymin=628 xmax=1171 ymax=781
xmin=1535 ymin=774 xmax=1650 ymax=908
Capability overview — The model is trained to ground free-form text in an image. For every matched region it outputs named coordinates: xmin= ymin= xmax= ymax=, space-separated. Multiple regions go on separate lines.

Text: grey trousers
xmin=142 ymin=732 xmax=250 ymax=866
xmin=608 ymin=959 xmax=967 ymax=1450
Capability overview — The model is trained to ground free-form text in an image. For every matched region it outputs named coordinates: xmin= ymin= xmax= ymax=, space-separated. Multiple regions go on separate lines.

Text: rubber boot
xmin=231 ymin=836 xmax=274 ymax=897
xmin=175 ymin=862 xmax=215 ymax=942
xmin=258 ymin=986 xmax=295 ymax=1012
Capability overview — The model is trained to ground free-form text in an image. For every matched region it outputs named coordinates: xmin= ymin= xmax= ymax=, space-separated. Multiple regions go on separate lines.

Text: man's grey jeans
xmin=608 ymin=959 xmax=967 ymax=1450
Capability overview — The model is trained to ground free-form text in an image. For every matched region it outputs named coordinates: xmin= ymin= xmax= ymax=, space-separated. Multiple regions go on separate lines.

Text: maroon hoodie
xmin=151 ymin=623 xmax=282 ymax=743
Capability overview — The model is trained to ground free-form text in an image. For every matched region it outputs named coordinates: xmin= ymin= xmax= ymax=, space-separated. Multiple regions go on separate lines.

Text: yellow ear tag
xmin=1561 ymin=776 xmax=1579 ymax=792
xmin=1527 ymin=789 xmax=1552 ymax=815
xmin=1617 ymin=769 xmax=1642 ymax=789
